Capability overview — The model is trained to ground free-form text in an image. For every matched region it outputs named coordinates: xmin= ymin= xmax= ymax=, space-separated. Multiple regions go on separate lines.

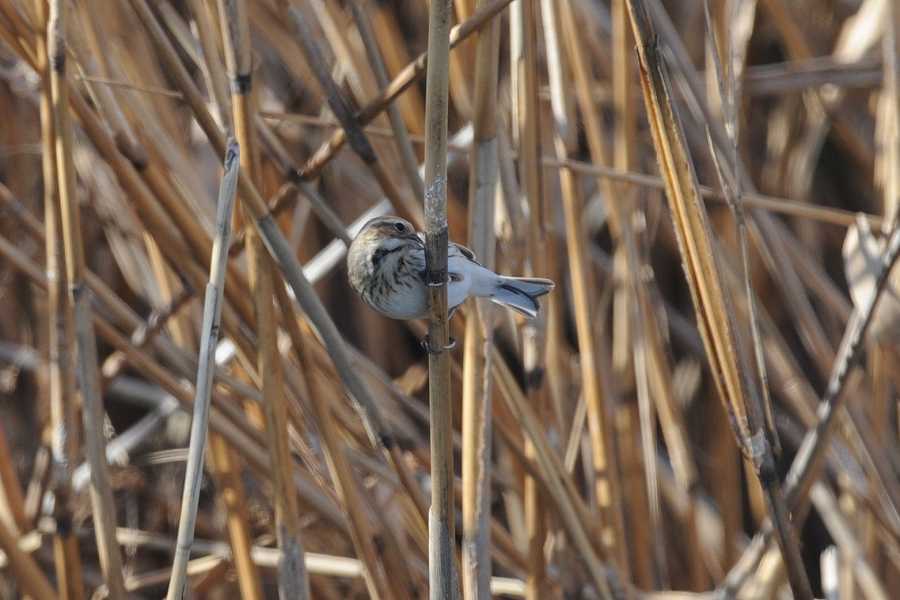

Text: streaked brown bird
xmin=347 ymin=216 xmax=554 ymax=320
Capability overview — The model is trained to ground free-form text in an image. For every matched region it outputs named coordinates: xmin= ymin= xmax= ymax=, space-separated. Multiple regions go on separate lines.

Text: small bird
xmin=347 ymin=216 xmax=554 ymax=320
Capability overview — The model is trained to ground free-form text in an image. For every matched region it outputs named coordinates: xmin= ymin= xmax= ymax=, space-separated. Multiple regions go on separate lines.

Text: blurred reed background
xmin=0 ymin=0 xmax=897 ymax=598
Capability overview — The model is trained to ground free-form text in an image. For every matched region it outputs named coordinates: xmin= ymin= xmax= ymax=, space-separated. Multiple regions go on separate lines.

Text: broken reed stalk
xmin=702 ymin=0 xmax=780 ymax=457
xmin=624 ymin=2 xmax=814 ymax=598
xmin=34 ymin=0 xmax=84 ymax=594
xmin=219 ymin=2 xmax=310 ymax=598
xmin=422 ymin=0 xmax=456 ymax=597
xmin=461 ymin=0 xmax=500 ymax=596
xmin=46 ymin=2 xmax=127 ymax=598
xmin=166 ymin=141 xmax=240 ymax=600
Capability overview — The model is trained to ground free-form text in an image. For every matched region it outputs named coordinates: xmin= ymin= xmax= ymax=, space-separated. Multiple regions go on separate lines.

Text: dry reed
xmin=0 ymin=1 xmax=897 ymax=599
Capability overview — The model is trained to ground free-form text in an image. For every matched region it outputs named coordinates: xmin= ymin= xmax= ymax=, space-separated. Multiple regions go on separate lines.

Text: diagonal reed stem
xmin=166 ymin=140 xmax=240 ymax=600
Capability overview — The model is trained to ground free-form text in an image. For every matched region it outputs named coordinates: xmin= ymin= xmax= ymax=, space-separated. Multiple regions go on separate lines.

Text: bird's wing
xmin=450 ymin=242 xmax=480 ymax=265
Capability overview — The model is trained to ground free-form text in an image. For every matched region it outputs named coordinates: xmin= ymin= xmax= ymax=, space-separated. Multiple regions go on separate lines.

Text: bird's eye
xmin=394 ymin=222 xmax=406 ymax=233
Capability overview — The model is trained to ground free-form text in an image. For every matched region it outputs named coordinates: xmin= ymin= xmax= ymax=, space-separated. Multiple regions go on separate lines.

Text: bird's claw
xmin=421 ymin=335 xmax=456 ymax=355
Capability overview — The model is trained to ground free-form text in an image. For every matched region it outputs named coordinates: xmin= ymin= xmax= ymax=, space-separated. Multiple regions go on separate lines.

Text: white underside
xmin=375 ymin=248 xmax=496 ymax=320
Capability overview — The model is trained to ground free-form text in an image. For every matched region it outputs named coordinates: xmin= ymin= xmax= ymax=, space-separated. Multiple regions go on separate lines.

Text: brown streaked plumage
xmin=347 ymin=216 xmax=554 ymax=320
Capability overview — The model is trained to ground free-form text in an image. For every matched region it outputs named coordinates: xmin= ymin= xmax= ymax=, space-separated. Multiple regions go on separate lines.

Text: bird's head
xmin=355 ymin=216 xmax=419 ymax=251
xmin=347 ymin=216 xmax=419 ymax=286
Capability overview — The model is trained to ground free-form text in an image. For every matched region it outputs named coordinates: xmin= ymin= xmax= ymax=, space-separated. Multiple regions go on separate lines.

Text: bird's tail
xmin=490 ymin=276 xmax=555 ymax=319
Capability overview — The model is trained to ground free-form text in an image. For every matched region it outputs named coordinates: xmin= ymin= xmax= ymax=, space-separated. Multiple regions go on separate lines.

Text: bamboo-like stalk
xmin=46 ymin=2 xmax=126 ymax=598
xmin=422 ymin=1 xmax=456 ymax=598
xmin=166 ymin=140 xmax=240 ymax=600
xmin=461 ymin=0 xmax=500 ymax=596
xmin=186 ymin=5 xmax=265 ymax=598
xmin=608 ymin=0 xmax=656 ymax=584
xmin=610 ymin=0 xmax=636 ymax=392
xmin=219 ymin=2 xmax=310 ymax=598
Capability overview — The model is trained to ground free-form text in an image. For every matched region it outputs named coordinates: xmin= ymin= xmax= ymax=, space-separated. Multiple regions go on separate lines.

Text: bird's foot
xmin=421 ymin=335 xmax=456 ymax=355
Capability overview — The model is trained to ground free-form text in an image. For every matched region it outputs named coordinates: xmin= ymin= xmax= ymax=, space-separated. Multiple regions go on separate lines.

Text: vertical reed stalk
xmin=461 ymin=0 xmax=500 ymax=596
xmin=557 ymin=0 xmax=631 ymax=575
xmin=884 ymin=0 xmax=900 ymax=230
xmin=511 ymin=2 xmax=552 ymax=596
xmin=178 ymin=10 xmax=260 ymax=596
xmin=422 ymin=0 xmax=456 ymax=597
xmin=34 ymin=0 xmax=83 ymax=595
xmin=47 ymin=2 xmax=126 ymax=597
xmin=609 ymin=1 xmax=651 ymax=582
xmin=206 ymin=434 xmax=264 ymax=600
xmin=219 ymin=2 xmax=310 ymax=597
xmin=166 ymin=141 xmax=240 ymax=600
